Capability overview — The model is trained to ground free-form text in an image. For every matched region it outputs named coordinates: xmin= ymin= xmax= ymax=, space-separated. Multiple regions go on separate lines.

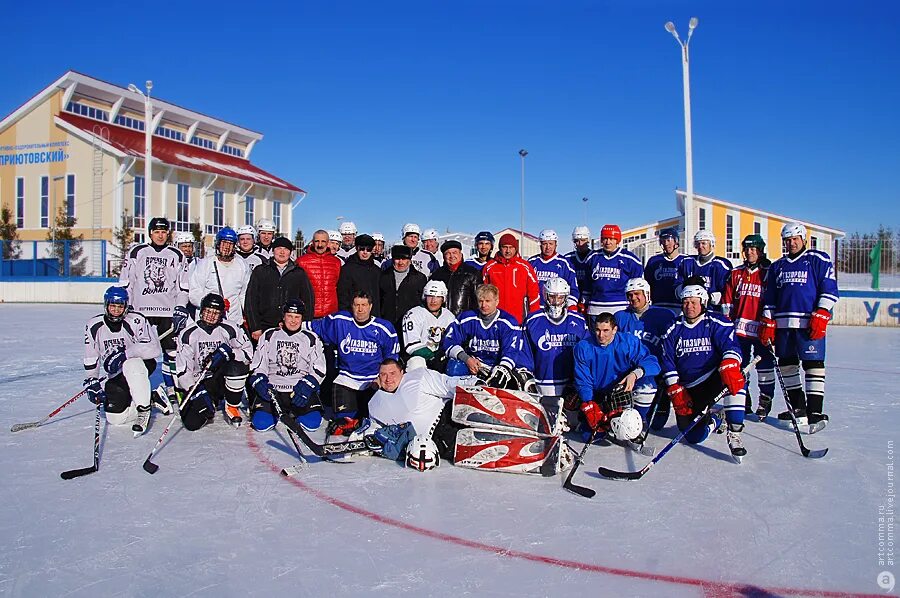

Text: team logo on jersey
xmin=536 ymin=329 xmax=580 ymax=351
xmin=275 ymin=340 xmax=300 ymax=376
xmin=198 ymin=340 xmax=220 ymax=364
xmin=674 ymin=336 xmax=712 ymax=357
xmin=339 ymin=333 xmax=379 ymax=355
xmin=142 ymin=256 xmax=171 ymax=295
xmin=102 ymin=338 xmax=125 ymax=355
xmin=467 ymin=337 xmax=501 ymax=355
xmin=654 ymin=266 xmax=678 ymax=281
xmin=427 ymin=326 xmax=446 ymax=345
xmin=776 ymin=270 xmax=808 ymax=288
xmin=591 ymin=265 xmax=620 ymax=281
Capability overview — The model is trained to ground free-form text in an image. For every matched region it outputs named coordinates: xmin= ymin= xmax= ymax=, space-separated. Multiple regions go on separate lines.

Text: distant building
xmin=620 ymin=190 xmax=845 ymax=264
xmin=494 ymin=228 xmax=540 ymax=258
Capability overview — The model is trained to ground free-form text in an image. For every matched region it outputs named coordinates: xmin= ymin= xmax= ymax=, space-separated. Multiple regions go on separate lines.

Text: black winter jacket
xmin=379 ymin=267 xmax=427 ymax=328
xmin=337 ymin=253 xmax=382 ymax=314
xmin=430 ymin=263 xmax=481 ymax=316
xmin=244 ymin=260 xmax=315 ymax=333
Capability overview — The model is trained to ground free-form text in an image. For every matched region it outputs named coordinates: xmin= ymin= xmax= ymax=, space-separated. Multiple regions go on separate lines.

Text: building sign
xmin=0 ymin=141 xmax=69 ymax=167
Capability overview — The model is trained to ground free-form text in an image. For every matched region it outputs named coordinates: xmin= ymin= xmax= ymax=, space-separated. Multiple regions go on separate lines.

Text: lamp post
xmin=128 ymin=80 xmax=153 ymax=217
xmin=518 ymin=149 xmax=528 ymax=244
xmin=582 ymin=196 xmax=589 ymax=225
xmin=51 ymin=174 xmax=65 ymax=245
xmin=664 ymin=17 xmax=698 ymax=246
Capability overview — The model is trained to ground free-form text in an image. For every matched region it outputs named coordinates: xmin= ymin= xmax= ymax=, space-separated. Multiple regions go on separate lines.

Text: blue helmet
xmin=474 ymin=231 xmax=494 ymax=245
xmin=658 ymin=227 xmax=679 ymax=245
xmin=104 ymin=286 xmax=129 ymax=322
xmin=215 ymin=227 xmax=238 ymax=259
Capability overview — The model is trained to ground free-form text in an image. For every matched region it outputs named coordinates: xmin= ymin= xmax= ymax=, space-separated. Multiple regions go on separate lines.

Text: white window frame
xmin=41 ymin=176 xmax=49 ymax=228
xmin=176 ymin=183 xmax=190 ymax=232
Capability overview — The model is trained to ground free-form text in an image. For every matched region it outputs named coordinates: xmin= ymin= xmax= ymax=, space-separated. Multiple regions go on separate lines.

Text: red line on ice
xmin=246 ymin=429 xmax=885 ymax=598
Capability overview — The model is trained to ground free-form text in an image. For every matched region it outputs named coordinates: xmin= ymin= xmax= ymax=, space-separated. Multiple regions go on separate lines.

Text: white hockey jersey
xmin=368 ymin=368 xmax=475 ymax=435
xmin=118 ymin=243 xmax=189 ymax=317
xmin=84 ymin=311 xmax=162 ymax=378
xmin=250 ymin=327 xmax=327 ymax=392
xmin=236 ymin=250 xmax=267 ymax=273
xmin=189 ymin=256 xmax=250 ymax=325
xmin=401 ymin=305 xmax=456 ymax=356
xmin=175 ymin=320 xmax=253 ymax=389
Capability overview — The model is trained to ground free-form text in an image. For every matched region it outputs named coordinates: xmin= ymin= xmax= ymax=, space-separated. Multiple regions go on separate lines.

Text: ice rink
xmin=1 ymin=303 xmax=897 ymax=597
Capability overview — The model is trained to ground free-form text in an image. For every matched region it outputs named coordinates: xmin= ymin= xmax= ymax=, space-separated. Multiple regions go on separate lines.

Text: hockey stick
xmin=267 ymin=392 xmax=308 ymax=476
xmin=60 ymin=400 xmax=103 ymax=479
xmin=289 ymin=422 xmax=371 ymax=460
xmin=766 ymin=344 xmax=828 ymax=459
xmin=598 ymin=357 xmax=761 ymax=481
xmin=562 ymin=425 xmax=601 ymax=498
xmin=142 ymin=367 xmax=208 ymax=474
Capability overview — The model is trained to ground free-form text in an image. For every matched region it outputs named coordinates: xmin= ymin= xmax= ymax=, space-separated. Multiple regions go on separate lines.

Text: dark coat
xmin=430 ymin=263 xmax=481 ymax=316
xmin=244 ymin=260 xmax=315 ymax=333
xmin=337 ymin=252 xmax=382 ymax=314
xmin=379 ymin=266 xmax=427 ymax=328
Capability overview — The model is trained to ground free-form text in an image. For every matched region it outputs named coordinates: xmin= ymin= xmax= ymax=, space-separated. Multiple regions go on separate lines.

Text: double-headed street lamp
xmin=664 ymin=17 xmax=698 ymax=245
xmin=128 ymin=80 xmax=153 ymax=217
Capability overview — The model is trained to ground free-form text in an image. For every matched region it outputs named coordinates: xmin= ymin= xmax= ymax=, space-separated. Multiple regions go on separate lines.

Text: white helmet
xmin=572 ymin=226 xmax=590 ymax=241
xmin=680 ymin=284 xmax=709 ymax=307
xmin=372 ymin=232 xmax=385 ymax=242
xmin=543 ymin=277 xmax=570 ymax=319
xmin=406 ymin=435 xmax=440 ymax=471
xmin=236 ymin=225 xmax=256 ymax=238
xmin=422 ymin=228 xmax=439 ymax=241
xmin=402 ymin=223 xmax=421 ymax=238
xmin=256 ymin=218 xmax=276 ymax=233
xmin=693 ymin=229 xmax=716 ymax=247
xmin=327 ymin=230 xmax=342 ymax=243
xmin=422 ymin=280 xmax=448 ymax=300
xmin=174 ymin=231 xmax=194 ymax=245
xmin=539 ymin=229 xmax=558 ymax=242
xmin=610 ymin=408 xmax=643 ymax=442
xmin=625 ymin=277 xmax=651 ymax=302
xmin=781 ymin=221 xmax=807 ymax=240
xmin=339 ymin=221 xmax=357 ymax=235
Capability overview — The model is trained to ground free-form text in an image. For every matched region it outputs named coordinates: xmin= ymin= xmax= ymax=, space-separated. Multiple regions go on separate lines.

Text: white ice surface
xmin=0 ymin=304 xmax=897 ymax=598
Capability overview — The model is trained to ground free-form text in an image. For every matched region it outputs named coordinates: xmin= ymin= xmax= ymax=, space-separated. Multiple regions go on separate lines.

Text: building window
xmin=65 ymin=174 xmax=76 ymax=222
xmin=754 ymin=221 xmax=761 ymax=235
xmin=222 ymin=144 xmax=245 ymax=158
xmin=244 ymin=196 xmax=255 ymax=226
xmin=726 ymin=214 xmax=734 ymax=257
xmin=190 ymin=136 xmax=217 ymax=150
xmin=176 ymin=184 xmax=190 ymax=232
xmin=66 ymin=101 xmax=110 ymax=122
xmin=212 ymin=190 xmax=224 ymax=232
xmin=41 ymin=176 xmax=49 ymax=228
xmin=272 ymin=201 xmax=282 ymax=233
xmin=133 ymin=176 xmax=146 ymax=230
xmin=698 ymin=207 xmax=707 ymax=231
xmin=114 ymin=114 xmax=145 ymax=131
xmin=810 ymin=236 xmax=818 ymax=249
xmin=155 ymin=125 xmax=185 ymax=142
xmin=16 ymin=177 xmax=24 ymax=228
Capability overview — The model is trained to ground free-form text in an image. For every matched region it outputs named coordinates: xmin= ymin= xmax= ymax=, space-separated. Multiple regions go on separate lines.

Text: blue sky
xmin=3 ymin=1 xmax=898 ymax=249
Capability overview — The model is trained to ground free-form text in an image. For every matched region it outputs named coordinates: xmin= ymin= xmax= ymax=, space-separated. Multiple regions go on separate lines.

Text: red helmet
xmin=600 ymin=224 xmax=622 ymax=242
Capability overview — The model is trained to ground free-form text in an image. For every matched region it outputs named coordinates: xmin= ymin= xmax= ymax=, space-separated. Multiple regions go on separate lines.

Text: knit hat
xmin=272 ymin=236 xmax=294 ymax=251
xmin=440 ymin=240 xmax=462 ymax=253
xmin=498 ymin=233 xmax=519 ymax=250
xmin=355 ymin=234 xmax=375 ymax=249
xmin=391 ymin=245 xmax=412 ymax=260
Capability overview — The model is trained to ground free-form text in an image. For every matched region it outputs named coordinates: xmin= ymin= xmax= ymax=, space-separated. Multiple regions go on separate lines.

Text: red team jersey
xmin=722 ymin=264 xmax=768 ymax=339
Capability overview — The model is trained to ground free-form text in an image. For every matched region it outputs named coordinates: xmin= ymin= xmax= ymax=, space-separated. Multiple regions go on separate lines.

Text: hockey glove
xmin=248 ymin=373 xmax=272 ymax=401
xmin=759 ymin=317 xmax=776 ymax=347
xmin=207 ymin=343 xmax=233 ymax=371
xmin=580 ymin=400 xmax=605 ymax=431
xmin=808 ymin=308 xmax=831 ymax=341
xmin=718 ymin=358 xmax=746 ymax=396
xmin=103 ymin=347 xmax=128 ymax=376
xmin=172 ymin=306 xmax=190 ymax=333
xmin=328 ymin=416 xmax=361 ymax=437
xmin=83 ymin=377 xmax=105 ymax=405
xmin=667 ymin=384 xmax=693 ymax=417
xmin=485 ymin=363 xmax=513 ymax=388
xmin=292 ymin=375 xmax=320 ymax=409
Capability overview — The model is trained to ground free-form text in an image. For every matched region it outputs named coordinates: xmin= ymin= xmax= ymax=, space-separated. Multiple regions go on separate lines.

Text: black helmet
xmin=200 ymin=293 xmax=226 ymax=315
xmin=148 ymin=217 xmax=171 ymax=234
xmin=282 ymin=298 xmax=306 ymax=315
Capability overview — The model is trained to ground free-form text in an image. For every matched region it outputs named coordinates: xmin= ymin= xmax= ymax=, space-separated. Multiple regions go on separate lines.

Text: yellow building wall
xmin=711 ymin=203 xmax=727 ymax=257
xmin=768 ymin=218 xmax=784 ymax=259
xmin=739 ymin=209 xmax=755 ymax=243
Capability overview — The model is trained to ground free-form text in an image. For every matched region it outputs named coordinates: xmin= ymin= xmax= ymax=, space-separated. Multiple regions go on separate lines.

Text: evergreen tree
xmin=46 ymin=207 xmax=85 ymax=276
xmin=110 ymin=210 xmax=135 ymax=276
xmin=191 ymin=220 xmax=204 ymax=258
xmin=0 ymin=206 xmax=21 ymax=260
xmin=294 ymin=228 xmax=305 ymax=251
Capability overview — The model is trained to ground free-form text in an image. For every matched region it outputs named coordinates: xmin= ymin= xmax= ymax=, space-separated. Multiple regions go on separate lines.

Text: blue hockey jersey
xmin=307 ymin=312 xmax=399 ymax=390
xmin=528 ymin=254 xmax=580 ymax=306
xmin=563 ymin=248 xmax=595 ymax=301
xmin=762 ymin=248 xmax=839 ymax=328
xmin=464 ymin=258 xmax=489 ymax=272
xmin=614 ymin=306 xmax=677 ymax=363
xmin=660 ymin=312 xmax=742 ymax=389
xmin=442 ymin=309 xmax=530 ymax=371
xmin=677 ymin=255 xmax=733 ymax=307
xmin=644 ymin=253 xmax=685 ymax=310
xmin=582 ymin=248 xmax=644 ymax=314
xmin=523 ymin=310 xmax=590 ymax=396
xmin=573 ymin=331 xmax=660 ymax=403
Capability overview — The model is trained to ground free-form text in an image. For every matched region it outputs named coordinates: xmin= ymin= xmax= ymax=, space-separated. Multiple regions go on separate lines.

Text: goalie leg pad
xmin=453 ymin=428 xmax=563 ymax=475
xmin=452 ymin=386 xmax=556 ymax=436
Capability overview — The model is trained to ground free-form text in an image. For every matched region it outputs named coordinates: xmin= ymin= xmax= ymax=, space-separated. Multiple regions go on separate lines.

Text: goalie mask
xmin=406 ymin=435 xmax=440 ymax=471
xmin=543 ymin=277 xmax=570 ymax=320
xmin=610 ymin=408 xmax=643 ymax=442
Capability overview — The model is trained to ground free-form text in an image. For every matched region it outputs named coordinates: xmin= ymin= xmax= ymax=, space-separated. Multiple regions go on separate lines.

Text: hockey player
xmin=336 ymin=221 xmax=357 ymax=261
xmin=661 ymin=284 xmax=748 ymax=460
xmin=118 ymin=216 xmax=189 ymax=404
xmin=83 ymin=286 xmax=162 ymax=435
xmin=644 ymin=227 xmax=684 ymax=313
xmin=401 ymin=280 xmax=457 ymax=371
xmin=255 ymin=219 xmax=277 ymax=259
xmin=189 ymin=227 xmax=250 ymax=326
xmin=465 ymin=231 xmax=494 ymax=272
xmin=173 ymin=231 xmax=197 ymax=264
xmin=441 ymin=283 xmax=532 ymax=388
xmin=722 ymin=234 xmax=775 ymax=418
xmin=306 ymin=291 xmax=399 ymax=427
xmin=523 ymin=278 xmax=589 ymax=399
xmin=397 ymin=223 xmax=439 ymax=275
xmin=528 ymin=229 xmax=579 ymax=308
xmin=583 ymin=224 xmax=643 ymax=316
xmin=482 ymin=233 xmax=541 ymax=324
xmin=760 ymin=222 xmax=839 ymax=427
xmin=235 ymin=225 xmax=266 ymax=272
xmin=247 ymin=299 xmax=327 ymax=432
xmin=326 ymin=230 xmax=342 ymax=256
xmin=372 ymin=232 xmax=386 ymax=265
xmin=677 ymin=230 xmax=732 ymax=311
xmin=564 ymin=226 xmax=595 ymax=306
xmin=430 ymin=240 xmax=481 ymax=316
xmin=614 ymin=278 xmax=676 ymax=428
xmin=573 ymin=312 xmax=660 ymax=443
xmin=176 ymin=293 xmax=253 ymax=429
xmin=421 ymin=228 xmax=443 ymax=267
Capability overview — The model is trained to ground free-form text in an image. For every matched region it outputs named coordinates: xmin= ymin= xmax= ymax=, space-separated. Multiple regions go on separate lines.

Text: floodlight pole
xmin=519 ymin=149 xmax=528 ymax=244
xmin=665 ymin=18 xmax=698 ymax=244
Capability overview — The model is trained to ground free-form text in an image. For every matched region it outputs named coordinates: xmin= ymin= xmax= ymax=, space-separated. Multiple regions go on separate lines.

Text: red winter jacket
xmin=482 ymin=253 xmax=540 ymax=324
xmin=296 ymin=248 xmax=342 ymax=318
